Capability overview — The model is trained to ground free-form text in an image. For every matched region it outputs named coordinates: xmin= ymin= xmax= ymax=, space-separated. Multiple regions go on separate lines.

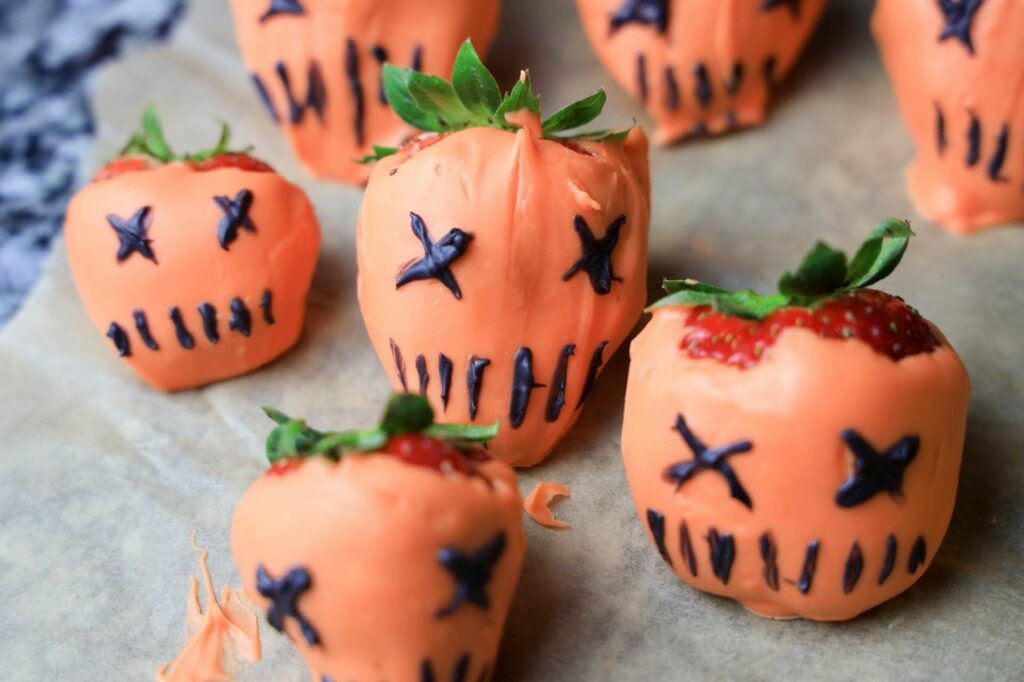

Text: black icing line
xmin=439 ymin=353 xmax=453 ymax=412
xmin=835 ymin=429 xmax=919 ymax=507
xmin=256 ymin=564 xmax=319 ymax=646
xmin=937 ymin=0 xmax=984 ymax=55
xmin=229 ymin=297 xmax=252 ymax=338
xmin=664 ymin=66 xmax=680 ymax=112
xmin=259 ymin=0 xmax=304 ymax=23
xmin=562 ymin=214 xmax=625 ymax=296
xmin=759 ymin=0 xmax=801 ymax=18
xmin=107 ymin=322 xmax=130 ymax=357
xmin=988 ymin=124 xmax=1009 ymax=181
xmin=759 ymin=532 xmax=780 ymax=591
xmin=252 ymin=73 xmax=280 ymax=123
xmin=133 ymin=309 xmax=159 ymax=351
xmin=763 ymin=55 xmax=778 ymax=86
xmin=108 ymin=206 xmax=156 ymax=264
xmin=967 ymin=114 xmax=981 ymax=167
xmin=170 ymin=306 xmax=195 ymax=350
xmin=908 ymin=536 xmax=927 ymax=574
xmin=646 ymin=508 xmax=672 ymax=566
xmin=693 ymin=63 xmax=712 ymax=109
xmin=725 ymin=62 xmax=744 ymax=95
xmin=575 ymin=341 xmax=609 ymax=410
xmin=706 ymin=528 xmax=735 ymax=585
xmin=371 ymin=45 xmax=389 ymax=105
xmin=345 ymin=39 xmax=365 ymax=146
xmin=843 ymin=542 xmax=864 ymax=594
xmin=260 ymin=289 xmax=275 ymax=325
xmin=274 ymin=60 xmax=327 ymax=125
xmin=610 ymin=0 xmax=669 ymax=34
xmin=416 ymin=354 xmax=429 ymax=396
xmin=544 ymin=344 xmax=576 ymax=423
xmin=679 ymin=520 xmax=698 ymax=577
xmin=935 ymin=102 xmax=947 ymax=156
xmin=636 ymin=53 xmax=648 ymax=103
xmin=509 ymin=347 xmax=544 ymax=429
xmin=879 ymin=534 xmax=897 ymax=585
xmin=435 ymin=532 xmax=506 ymax=618
xmin=411 ymin=45 xmax=423 ymax=72
xmin=797 ymin=540 xmax=820 ymax=595
xmin=390 ymin=338 xmax=408 ymax=391
xmin=664 ymin=413 xmax=754 ymax=509
xmin=467 ymin=356 xmax=490 ymax=421
xmin=198 ymin=302 xmax=219 ymax=344
xmin=396 ymin=212 xmax=473 ymax=300
xmin=452 ymin=654 xmax=470 ymax=682
xmin=214 ymin=189 xmax=256 ymax=251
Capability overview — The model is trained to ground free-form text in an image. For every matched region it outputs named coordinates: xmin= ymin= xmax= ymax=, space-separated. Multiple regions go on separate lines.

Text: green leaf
xmin=843 ymin=219 xmax=914 ymax=290
xmin=380 ymin=393 xmax=435 ymax=436
xmin=451 ymin=39 xmax=502 ymax=120
xmin=778 ymin=241 xmax=848 ymax=300
xmin=262 ymin=405 xmax=294 ymax=426
xmin=424 ymin=420 xmax=500 ymax=443
xmin=662 ymin=279 xmax=733 ymax=295
xmin=311 ymin=428 xmax=388 ymax=457
xmin=141 ymin=106 xmax=174 ymax=161
xmin=541 ymin=90 xmax=606 ymax=136
xmin=407 ymin=72 xmax=478 ymax=129
xmin=646 ymin=289 xmax=719 ymax=310
xmin=266 ymin=419 xmax=309 ymax=463
xmin=712 ymin=291 xmax=789 ymax=320
xmin=186 ymin=123 xmax=232 ymax=162
xmin=357 ymin=145 xmax=399 ymax=164
xmin=495 ymin=72 xmax=541 ymax=127
xmin=559 ymin=123 xmax=634 ymax=142
xmin=383 ymin=65 xmax=446 ymax=132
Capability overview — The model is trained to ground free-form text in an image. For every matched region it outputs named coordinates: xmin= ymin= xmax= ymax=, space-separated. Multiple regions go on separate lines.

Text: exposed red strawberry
xmin=682 ymin=289 xmax=941 ymax=368
xmin=384 ymin=433 xmax=487 ymax=475
xmin=190 ymin=153 xmax=274 ymax=173
xmin=93 ymin=156 xmax=153 ymax=182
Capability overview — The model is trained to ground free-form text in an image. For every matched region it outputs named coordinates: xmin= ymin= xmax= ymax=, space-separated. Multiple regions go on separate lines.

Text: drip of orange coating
xmin=524 ymin=481 xmax=571 ymax=529
xmin=156 ymin=533 xmax=261 ymax=682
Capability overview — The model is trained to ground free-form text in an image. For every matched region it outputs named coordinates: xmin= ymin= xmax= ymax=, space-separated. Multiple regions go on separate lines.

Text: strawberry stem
xmin=115 ymin=105 xmax=249 ymax=165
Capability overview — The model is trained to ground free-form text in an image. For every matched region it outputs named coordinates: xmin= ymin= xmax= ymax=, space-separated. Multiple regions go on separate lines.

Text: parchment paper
xmin=2 ymin=1 xmax=1022 ymax=680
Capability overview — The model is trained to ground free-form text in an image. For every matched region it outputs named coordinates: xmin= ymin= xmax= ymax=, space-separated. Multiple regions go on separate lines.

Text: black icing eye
xmin=835 ymin=429 xmax=920 ymax=508
xmin=662 ymin=412 xmax=754 ymax=509
xmin=936 ymin=0 xmax=985 ymax=55
xmin=256 ymin=564 xmax=320 ymax=646
xmin=562 ymin=214 xmax=626 ymax=296
xmin=759 ymin=0 xmax=802 ymax=19
xmin=214 ymin=189 xmax=256 ymax=251
xmin=108 ymin=206 xmax=157 ymax=264
xmin=434 ymin=532 xmax=506 ymax=619
xmin=395 ymin=212 xmax=474 ymax=301
xmin=259 ymin=0 xmax=304 ymax=23
xmin=610 ymin=0 xmax=669 ymax=34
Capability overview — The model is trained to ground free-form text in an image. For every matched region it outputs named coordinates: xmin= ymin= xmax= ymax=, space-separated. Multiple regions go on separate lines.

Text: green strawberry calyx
xmin=117 ymin=105 xmax=252 ymax=164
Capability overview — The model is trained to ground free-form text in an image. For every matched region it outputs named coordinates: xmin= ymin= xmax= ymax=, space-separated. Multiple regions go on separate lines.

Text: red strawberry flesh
xmin=383 ymin=433 xmax=488 ymax=475
xmin=93 ymin=153 xmax=274 ymax=182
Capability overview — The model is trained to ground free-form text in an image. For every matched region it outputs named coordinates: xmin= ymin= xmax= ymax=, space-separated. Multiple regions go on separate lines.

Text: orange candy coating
xmin=622 ymin=306 xmax=970 ymax=621
xmin=576 ymin=0 xmax=827 ymax=144
xmin=873 ymin=0 xmax=1024 ymax=234
xmin=356 ymin=123 xmax=651 ymax=467
xmin=65 ymin=165 xmax=320 ymax=391
xmin=231 ymin=455 xmax=525 ymax=682
xmin=229 ymin=0 xmax=502 ymax=185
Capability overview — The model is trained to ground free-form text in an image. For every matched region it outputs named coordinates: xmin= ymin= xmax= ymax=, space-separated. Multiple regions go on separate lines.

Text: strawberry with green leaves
xmin=357 ymin=40 xmax=651 ymax=467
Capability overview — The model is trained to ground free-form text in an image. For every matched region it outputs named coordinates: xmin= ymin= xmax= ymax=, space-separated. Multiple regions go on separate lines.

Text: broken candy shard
xmin=523 ymin=481 xmax=571 ymax=529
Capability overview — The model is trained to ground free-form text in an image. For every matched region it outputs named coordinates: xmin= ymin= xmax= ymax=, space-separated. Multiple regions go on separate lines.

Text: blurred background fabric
xmin=0 ymin=0 xmax=187 ymax=325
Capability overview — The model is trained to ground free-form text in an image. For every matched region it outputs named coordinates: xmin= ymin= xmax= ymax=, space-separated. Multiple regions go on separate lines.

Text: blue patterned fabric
xmin=0 ymin=0 xmax=187 ymax=324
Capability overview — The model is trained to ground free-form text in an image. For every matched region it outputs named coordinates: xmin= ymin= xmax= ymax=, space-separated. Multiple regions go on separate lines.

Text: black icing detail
xmin=935 ymin=102 xmax=947 ymax=156
xmin=763 ymin=55 xmax=778 ymax=86
xmin=345 ymin=39 xmax=365 ymax=146
xmin=452 ymin=654 xmax=470 ymax=682
xmin=259 ymin=0 xmax=304 ymax=23
xmin=759 ymin=0 xmax=800 ymax=18
xmin=759 ymin=532 xmax=780 ymax=591
xmin=798 ymin=540 xmax=820 ymax=594
xmin=421 ymin=657 xmax=474 ymax=682
xmin=988 ymin=124 xmax=1009 ymax=181
xmin=416 ymin=354 xmax=429 ymax=396
xmin=646 ymin=508 xmax=672 ymax=565
xmin=107 ymin=322 xmax=130 ymax=357
xmin=198 ymin=302 xmax=219 ymax=344
xmin=664 ymin=413 xmax=754 ymax=508
xmin=610 ymin=0 xmax=669 ymax=34
xmin=967 ymin=114 xmax=981 ymax=167
xmin=690 ymin=122 xmax=708 ymax=139
xmin=371 ymin=45 xmax=389 ymax=105
xmin=879 ymin=535 xmax=897 ymax=585
xmin=843 ymin=542 xmax=864 ymax=594
xmin=108 ymin=206 xmax=156 ymax=264
xmin=575 ymin=341 xmax=609 ymax=409
xmin=412 ymin=45 xmax=424 ymax=72
xmin=467 ymin=356 xmax=490 ymax=421
xmin=252 ymin=74 xmax=280 ymax=123
xmin=214 ymin=189 xmax=256 ymax=251
xmin=706 ymin=528 xmax=735 ymax=585
xmin=390 ymin=338 xmax=408 ymax=391
xmin=636 ymin=53 xmax=648 ymax=103
xmin=679 ymin=521 xmax=698 ymax=577
xmin=937 ymin=0 xmax=984 ymax=55
xmin=545 ymin=344 xmax=576 ymax=422
xmin=664 ymin=66 xmax=680 ymax=112
xmin=509 ymin=348 xmax=544 ymax=429
xmin=725 ymin=62 xmax=744 ymax=95
xmin=693 ymin=63 xmax=712 ymax=108
xmin=256 ymin=564 xmax=319 ymax=646
xmin=229 ymin=298 xmax=252 ymax=338
xmin=835 ymin=429 xmax=919 ymax=508
xmin=562 ymin=214 xmax=625 ymax=296
xmin=397 ymin=213 xmax=474 ymax=300
xmin=435 ymin=532 xmax=506 ymax=618
xmin=421 ymin=661 xmax=436 ymax=682
xmin=908 ymin=536 xmax=927 ymax=574
xmin=260 ymin=290 xmax=275 ymax=325
xmin=275 ymin=60 xmax=327 ymax=125
xmin=133 ymin=309 xmax=159 ymax=351
xmin=439 ymin=353 xmax=453 ymax=411
xmin=170 ymin=306 xmax=195 ymax=350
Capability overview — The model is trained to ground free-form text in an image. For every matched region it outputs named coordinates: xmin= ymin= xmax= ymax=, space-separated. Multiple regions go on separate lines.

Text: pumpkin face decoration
xmin=575 ymin=0 xmax=827 ymax=144
xmin=621 ymin=224 xmax=970 ymax=620
xmin=65 ymin=110 xmax=320 ymax=392
xmin=873 ymin=0 xmax=1024 ymax=234
xmin=229 ymin=0 xmax=502 ymax=185
xmin=231 ymin=395 xmax=526 ymax=681
xmin=356 ymin=44 xmax=651 ymax=467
